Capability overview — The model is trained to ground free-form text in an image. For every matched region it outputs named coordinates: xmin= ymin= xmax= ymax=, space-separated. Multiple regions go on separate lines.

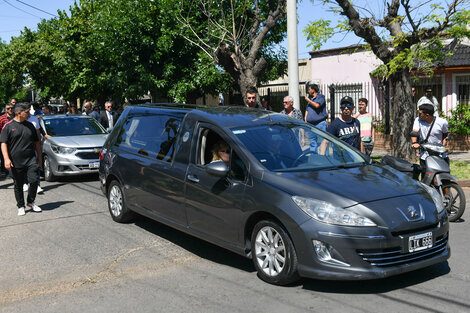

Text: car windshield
xmin=43 ymin=117 xmax=106 ymax=136
xmin=231 ymin=122 xmax=366 ymax=171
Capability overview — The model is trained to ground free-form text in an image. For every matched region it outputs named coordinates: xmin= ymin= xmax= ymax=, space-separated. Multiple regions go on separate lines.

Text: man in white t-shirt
xmin=411 ymin=102 xmax=448 ymax=166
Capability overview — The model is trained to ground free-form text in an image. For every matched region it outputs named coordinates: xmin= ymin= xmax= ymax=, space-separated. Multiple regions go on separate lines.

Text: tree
xmin=2 ymin=0 xmax=233 ymax=105
xmin=177 ymin=0 xmax=288 ymax=105
xmin=304 ymin=0 xmax=470 ymax=158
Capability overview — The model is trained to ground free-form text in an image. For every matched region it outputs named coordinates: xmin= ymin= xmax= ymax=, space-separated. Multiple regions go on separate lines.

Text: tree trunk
xmin=238 ymin=71 xmax=258 ymax=106
xmin=389 ymin=70 xmax=415 ymax=159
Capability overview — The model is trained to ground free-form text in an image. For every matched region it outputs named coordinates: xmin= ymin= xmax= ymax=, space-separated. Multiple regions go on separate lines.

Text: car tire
xmin=107 ymin=180 xmax=135 ymax=223
xmin=251 ymin=220 xmax=299 ymax=285
xmin=43 ymin=155 xmax=56 ymax=182
xmin=443 ymin=182 xmax=466 ymax=222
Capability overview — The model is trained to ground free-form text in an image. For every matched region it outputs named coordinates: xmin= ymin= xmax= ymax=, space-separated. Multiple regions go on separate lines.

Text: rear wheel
xmin=442 ymin=182 xmax=466 ymax=222
xmin=251 ymin=220 xmax=299 ymax=285
xmin=43 ymin=155 xmax=56 ymax=182
xmin=107 ymin=180 xmax=135 ymax=223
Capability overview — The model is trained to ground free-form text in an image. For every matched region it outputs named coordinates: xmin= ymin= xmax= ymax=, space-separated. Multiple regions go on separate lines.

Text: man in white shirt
xmin=98 ymin=101 xmax=118 ymax=132
xmin=411 ymin=102 xmax=448 ymax=167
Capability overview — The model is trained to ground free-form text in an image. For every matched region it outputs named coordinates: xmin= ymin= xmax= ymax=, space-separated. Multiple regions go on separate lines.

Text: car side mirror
xmin=205 ymin=161 xmax=229 ymax=177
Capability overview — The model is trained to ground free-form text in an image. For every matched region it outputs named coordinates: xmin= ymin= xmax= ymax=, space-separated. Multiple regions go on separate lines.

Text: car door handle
xmin=187 ymin=174 xmax=199 ymax=183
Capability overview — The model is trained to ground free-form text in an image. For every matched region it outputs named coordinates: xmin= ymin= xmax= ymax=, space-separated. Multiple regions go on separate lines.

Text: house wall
xmin=310 ymin=50 xmax=385 ymax=120
xmin=310 ymin=50 xmax=382 ymax=85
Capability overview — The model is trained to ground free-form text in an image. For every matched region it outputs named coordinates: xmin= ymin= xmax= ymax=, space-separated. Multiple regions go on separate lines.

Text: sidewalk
xmin=372 ymin=149 xmax=470 ymax=187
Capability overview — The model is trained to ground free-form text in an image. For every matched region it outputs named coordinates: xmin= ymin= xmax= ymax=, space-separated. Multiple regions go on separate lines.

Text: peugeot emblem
xmin=397 ymin=204 xmax=425 ymax=222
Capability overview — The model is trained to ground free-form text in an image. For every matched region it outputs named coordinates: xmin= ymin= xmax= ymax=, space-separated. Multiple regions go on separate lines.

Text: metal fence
xmin=259 ymin=81 xmax=387 ymax=122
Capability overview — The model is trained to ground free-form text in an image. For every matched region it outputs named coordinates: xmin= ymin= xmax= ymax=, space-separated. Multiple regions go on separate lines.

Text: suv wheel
xmin=107 ymin=180 xmax=135 ymax=223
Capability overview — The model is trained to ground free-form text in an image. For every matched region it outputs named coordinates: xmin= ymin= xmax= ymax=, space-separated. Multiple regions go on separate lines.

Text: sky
xmin=0 ymin=0 xmax=364 ymax=59
xmin=0 ymin=0 xmax=460 ymax=59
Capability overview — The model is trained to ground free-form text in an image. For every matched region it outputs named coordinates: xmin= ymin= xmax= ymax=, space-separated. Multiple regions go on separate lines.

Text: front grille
xmin=357 ymin=233 xmax=448 ymax=267
xmin=76 ymin=152 xmax=100 ymax=159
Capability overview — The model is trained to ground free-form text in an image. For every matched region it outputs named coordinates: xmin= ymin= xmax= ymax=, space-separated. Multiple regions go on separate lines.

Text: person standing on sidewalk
xmin=353 ymin=98 xmax=375 ymax=156
xmin=304 ymin=84 xmax=328 ymax=131
xmin=0 ymin=102 xmax=42 ymax=216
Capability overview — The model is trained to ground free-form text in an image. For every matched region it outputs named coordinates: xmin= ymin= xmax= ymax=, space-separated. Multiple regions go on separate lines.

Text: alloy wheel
xmin=254 ymin=226 xmax=286 ymax=277
xmin=109 ymin=185 xmax=123 ymax=217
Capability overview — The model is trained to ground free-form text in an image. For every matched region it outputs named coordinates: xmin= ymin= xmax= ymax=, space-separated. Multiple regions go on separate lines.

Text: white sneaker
xmin=23 ymin=184 xmax=29 ymax=192
xmin=27 ymin=203 xmax=42 ymax=212
xmin=18 ymin=207 xmax=26 ymax=216
xmin=37 ymin=186 xmax=44 ymax=194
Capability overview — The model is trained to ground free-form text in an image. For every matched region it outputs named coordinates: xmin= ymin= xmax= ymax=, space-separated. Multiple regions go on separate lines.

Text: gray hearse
xmin=99 ymin=104 xmax=449 ymax=285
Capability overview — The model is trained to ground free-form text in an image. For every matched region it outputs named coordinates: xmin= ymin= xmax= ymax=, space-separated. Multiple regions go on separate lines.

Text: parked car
xmin=40 ymin=114 xmax=108 ymax=181
xmin=99 ymin=104 xmax=449 ymax=285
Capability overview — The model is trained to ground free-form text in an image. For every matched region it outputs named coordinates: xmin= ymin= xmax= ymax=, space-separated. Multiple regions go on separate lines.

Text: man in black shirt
xmin=0 ymin=102 xmax=43 ymax=216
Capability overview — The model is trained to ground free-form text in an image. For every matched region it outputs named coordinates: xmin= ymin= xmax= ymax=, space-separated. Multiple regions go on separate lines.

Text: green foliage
xmin=448 ymin=103 xmax=470 ymax=134
xmin=302 ymin=19 xmax=335 ymax=51
xmin=0 ymin=0 xmax=234 ymax=104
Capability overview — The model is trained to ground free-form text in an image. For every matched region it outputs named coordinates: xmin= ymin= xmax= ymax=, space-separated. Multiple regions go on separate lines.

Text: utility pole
xmin=287 ymin=0 xmax=300 ymax=109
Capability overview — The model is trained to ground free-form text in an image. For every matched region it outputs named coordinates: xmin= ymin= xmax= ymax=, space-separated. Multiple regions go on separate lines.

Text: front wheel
xmin=442 ymin=182 xmax=466 ymax=222
xmin=251 ymin=220 xmax=299 ymax=285
xmin=43 ymin=155 xmax=56 ymax=182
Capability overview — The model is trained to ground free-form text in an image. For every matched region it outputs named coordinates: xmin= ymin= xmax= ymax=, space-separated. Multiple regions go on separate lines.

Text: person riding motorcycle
xmin=411 ymin=102 xmax=449 ymax=174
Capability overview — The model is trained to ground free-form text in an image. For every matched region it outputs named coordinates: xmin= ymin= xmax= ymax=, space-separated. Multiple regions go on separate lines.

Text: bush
xmin=448 ymin=103 xmax=470 ymax=134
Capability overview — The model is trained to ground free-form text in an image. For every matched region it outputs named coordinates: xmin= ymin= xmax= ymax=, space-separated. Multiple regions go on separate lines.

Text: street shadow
xmin=299 ymin=261 xmax=450 ymax=292
xmin=39 ymin=200 xmax=75 ymax=211
xmin=39 ymin=183 xmax=66 ymax=192
xmin=134 ymin=215 xmax=255 ymax=273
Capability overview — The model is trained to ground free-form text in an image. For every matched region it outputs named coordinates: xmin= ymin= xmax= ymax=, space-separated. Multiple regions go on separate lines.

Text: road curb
xmin=459 ymin=180 xmax=470 ymax=188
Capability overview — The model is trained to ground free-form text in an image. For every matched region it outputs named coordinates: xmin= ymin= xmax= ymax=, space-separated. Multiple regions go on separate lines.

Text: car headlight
xmin=292 ymin=196 xmax=376 ymax=226
xmin=51 ymin=144 xmax=76 ymax=154
xmin=419 ymin=182 xmax=445 ymax=214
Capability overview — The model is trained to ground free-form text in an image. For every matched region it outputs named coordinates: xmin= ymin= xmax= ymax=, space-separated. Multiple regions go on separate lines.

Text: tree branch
xmin=335 ymin=0 xmax=392 ymax=62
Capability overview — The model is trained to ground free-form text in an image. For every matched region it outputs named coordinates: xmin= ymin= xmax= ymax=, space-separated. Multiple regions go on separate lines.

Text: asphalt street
xmin=0 ymin=174 xmax=470 ymax=313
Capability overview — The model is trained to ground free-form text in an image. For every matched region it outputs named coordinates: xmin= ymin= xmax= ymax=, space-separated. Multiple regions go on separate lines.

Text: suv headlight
xmin=419 ymin=182 xmax=445 ymax=214
xmin=292 ymin=196 xmax=376 ymax=226
xmin=51 ymin=144 xmax=76 ymax=154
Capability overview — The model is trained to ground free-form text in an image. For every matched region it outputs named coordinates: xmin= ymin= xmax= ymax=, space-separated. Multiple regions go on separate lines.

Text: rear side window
xmin=114 ymin=111 xmax=184 ymax=162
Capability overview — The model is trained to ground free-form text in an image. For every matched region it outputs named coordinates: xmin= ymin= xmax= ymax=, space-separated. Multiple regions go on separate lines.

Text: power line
xmin=1 ymin=0 xmax=41 ymax=19
xmin=14 ymin=0 xmax=57 ymax=17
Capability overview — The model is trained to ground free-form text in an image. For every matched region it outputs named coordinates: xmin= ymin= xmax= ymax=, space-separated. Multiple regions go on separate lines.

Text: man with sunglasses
xmin=0 ymin=100 xmax=17 ymax=177
xmin=417 ymin=85 xmax=439 ymax=117
xmin=326 ymin=96 xmax=363 ymax=151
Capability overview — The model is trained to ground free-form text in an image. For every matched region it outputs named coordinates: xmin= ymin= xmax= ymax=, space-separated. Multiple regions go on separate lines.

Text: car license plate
xmin=89 ymin=161 xmax=100 ymax=168
xmin=408 ymin=232 xmax=433 ymax=252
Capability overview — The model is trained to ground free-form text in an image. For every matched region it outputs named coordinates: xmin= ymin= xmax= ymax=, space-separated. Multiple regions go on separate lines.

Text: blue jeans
xmin=310 ymin=120 xmax=327 ymax=131
xmin=307 ymin=120 xmax=327 ymax=152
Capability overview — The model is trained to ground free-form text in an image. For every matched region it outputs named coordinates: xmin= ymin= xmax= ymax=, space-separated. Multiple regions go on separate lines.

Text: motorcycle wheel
xmin=442 ymin=182 xmax=466 ymax=222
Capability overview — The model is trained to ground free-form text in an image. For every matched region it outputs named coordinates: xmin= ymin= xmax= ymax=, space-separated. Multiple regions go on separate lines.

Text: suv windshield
xmin=43 ymin=117 xmax=106 ymax=136
xmin=231 ymin=122 xmax=365 ymax=171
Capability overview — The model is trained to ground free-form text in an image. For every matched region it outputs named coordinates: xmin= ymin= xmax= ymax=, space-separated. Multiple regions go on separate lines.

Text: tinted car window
xmin=43 ymin=117 xmax=106 ymax=136
xmin=231 ymin=123 xmax=365 ymax=171
xmin=114 ymin=112 xmax=183 ymax=162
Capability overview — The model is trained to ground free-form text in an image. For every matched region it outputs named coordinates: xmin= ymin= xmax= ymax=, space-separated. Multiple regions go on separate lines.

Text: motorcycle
xmin=381 ymin=140 xmax=466 ymax=222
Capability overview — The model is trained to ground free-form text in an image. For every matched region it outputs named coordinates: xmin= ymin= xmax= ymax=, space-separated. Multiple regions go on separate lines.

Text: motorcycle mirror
xmin=410 ymin=131 xmax=419 ymax=137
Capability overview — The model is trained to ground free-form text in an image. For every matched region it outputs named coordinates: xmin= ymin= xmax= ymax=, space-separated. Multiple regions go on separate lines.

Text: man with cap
xmin=417 ymin=85 xmax=439 ymax=117
xmin=411 ymin=102 xmax=448 ymax=166
xmin=326 ymin=96 xmax=363 ymax=151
